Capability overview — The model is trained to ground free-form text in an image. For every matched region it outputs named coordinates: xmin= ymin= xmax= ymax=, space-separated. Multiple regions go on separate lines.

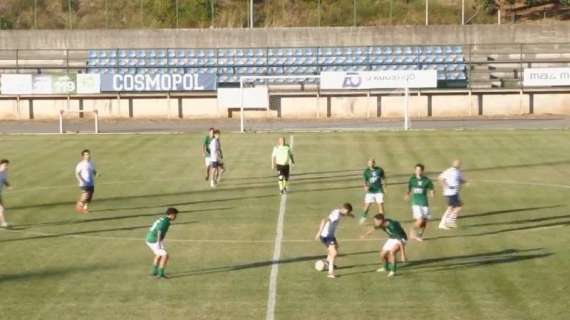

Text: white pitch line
xmin=265 ymin=134 xmax=294 ymax=320
xmin=266 ymin=193 xmax=287 ymax=320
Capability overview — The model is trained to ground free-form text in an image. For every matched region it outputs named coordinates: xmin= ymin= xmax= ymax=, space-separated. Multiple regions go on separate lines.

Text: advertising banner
xmin=523 ymin=68 xmax=570 ymax=87
xmin=100 ymin=73 xmax=217 ymax=92
xmin=0 ymin=74 xmax=33 ymax=94
xmin=320 ymin=70 xmax=438 ymax=90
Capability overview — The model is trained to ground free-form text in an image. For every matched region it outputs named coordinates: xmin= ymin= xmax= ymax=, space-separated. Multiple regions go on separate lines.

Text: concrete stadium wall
xmin=1 ymin=92 xmax=569 ymax=120
xmin=1 ymin=23 xmax=569 ymax=50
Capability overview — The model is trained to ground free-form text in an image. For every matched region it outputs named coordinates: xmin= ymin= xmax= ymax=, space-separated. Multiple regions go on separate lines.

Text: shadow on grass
xmin=428 ymin=219 xmax=570 ymax=240
xmin=338 ymin=248 xmax=552 ymax=277
xmin=15 ymin=207 xmax=232 ymax=229
xmin=0 ymin=221 xmax=197 ymax=243
xmin=460 ymin=205 xmax=565 ymax=220
xmin=169 ymin=250 xmax=378 ymax=278
xmin=0 ymin=265 xmax=116 ymax=284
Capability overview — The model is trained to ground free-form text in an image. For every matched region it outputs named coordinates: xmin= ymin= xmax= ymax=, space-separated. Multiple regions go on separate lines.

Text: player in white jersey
xmin=208 ymin=130 xmax=222 ymax=188
xmin=438 ymin=159 xmax=466 ymax=230
xmin=0 ymin=159 xmax=12 ymax=228
xmin=314 ymin=203 xmax=354 ymax=279
xmin=75 ymin=149 xmax=97 ymax=214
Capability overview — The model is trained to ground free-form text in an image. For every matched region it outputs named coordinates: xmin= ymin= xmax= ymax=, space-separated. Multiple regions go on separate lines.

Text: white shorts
xmin=412 ymin=205 xmax=432 ymax=220
xmin=204 ymin=156 xmax=211 ymax=167
xmin=146 ymin=241 xmax=167 ymax=257
xmin=365 ymin=192 xmax=384 ymax=204
xmin=382 ymin=238 xmax=404 ymax=252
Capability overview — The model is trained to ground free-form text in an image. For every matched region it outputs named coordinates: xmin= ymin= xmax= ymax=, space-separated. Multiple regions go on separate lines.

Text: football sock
xmin=417 ymin=228 xmax=424 ymax=237
xmin=384 ymin=261 xmax=389 ymax=271
xmin=283 ymin=180 xmax=288 ymax=190
xmin=278 ymin=180 xmax=284 ymax=191
xmin=361 ymin=209 xmax=369 ymax=218
xmin=158 ymin=268 xmax=166 ymax=277
xmin=392 ymin=262 xmax=398 ymax=273
xmin=328 ymin=258 xmax=334 ymax=274
xmin=152 ymin=265 xmax=159 ymax=276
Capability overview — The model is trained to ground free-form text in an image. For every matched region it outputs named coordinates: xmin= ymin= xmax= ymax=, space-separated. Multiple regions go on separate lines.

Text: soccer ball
xmin=314 ymin=259 xmax=327 ymax=272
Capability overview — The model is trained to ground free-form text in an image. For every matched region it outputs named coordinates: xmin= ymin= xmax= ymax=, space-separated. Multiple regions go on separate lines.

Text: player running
xmin=145 ymin=207 xmax=179 ymax=279
xmin=361 ymin=214 xmax=408 ymax=277
xmin=359 ymin=159 xmax=386 ymax=225
xmin=314 ymin=203 xmax=354 ymax=279
xmin=75 ymin=149 xmax=97 ymax=214
xmin=202 ymin=128 xmax=215 ymax=181
xmin=438 ymin=159 xmax=467 ymax=230
xmin=405 ymin=164 xmax=435 ymax=241
xmin=271 ymin=137 xmax=295 ymax=194
xmin=0 ymin=159 xmax=12 ymax=228
xmin=208 ymin=130 xmax=222 ymax=188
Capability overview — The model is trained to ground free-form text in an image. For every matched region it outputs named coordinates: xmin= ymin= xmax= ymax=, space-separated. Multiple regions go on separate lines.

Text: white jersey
xmin=209 ymin=138 xmax=220 ymax=162
xmin=439 ymin=167 xmax=464 ymax=196
xmin=75 ymin=160 xmax=96 ymax=187
xmin=0 ymin=170 xmax=7 ymax=193
xmin=320 ymin=209 xmax=341 ymax=238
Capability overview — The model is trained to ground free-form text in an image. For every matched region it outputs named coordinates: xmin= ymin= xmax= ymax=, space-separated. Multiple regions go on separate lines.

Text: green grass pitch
xmin=0 ymin=130 xmax=569 ymax=320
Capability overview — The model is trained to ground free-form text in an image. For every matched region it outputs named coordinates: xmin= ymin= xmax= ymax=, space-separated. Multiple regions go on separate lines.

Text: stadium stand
xmin=85 ymin=45 xmax=468 ymax=87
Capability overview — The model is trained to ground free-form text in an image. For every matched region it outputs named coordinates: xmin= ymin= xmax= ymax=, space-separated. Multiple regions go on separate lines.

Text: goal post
xmin=59 ymin=109 xmax=99 ymax=134
xmin=239 ymin=75 xmax=321 ymax=133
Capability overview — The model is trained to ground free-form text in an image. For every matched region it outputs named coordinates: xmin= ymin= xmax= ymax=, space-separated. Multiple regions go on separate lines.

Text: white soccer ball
xmin=314 ymin=259 xmax=327 ymax=272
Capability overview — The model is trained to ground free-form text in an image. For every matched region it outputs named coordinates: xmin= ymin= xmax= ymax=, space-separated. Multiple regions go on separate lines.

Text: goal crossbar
xmin=239 ymin=75 xmax=321 ymax=133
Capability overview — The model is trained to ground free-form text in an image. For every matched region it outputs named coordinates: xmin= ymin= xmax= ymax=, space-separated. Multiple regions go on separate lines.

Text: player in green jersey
xmin=361 ymin=214 xmax=408 ymax=277
xmin=359 ymin=159 xmax=386 ymax=225
xmin=202 ymin=128 xmax=214 ymax=181
xmin=271 ymin=137 xmax=295 ymax=194
xmin=145 ymin=208 xmax=178 ymax=279
xmin=405 ymin=164 xmax=435 ymax=241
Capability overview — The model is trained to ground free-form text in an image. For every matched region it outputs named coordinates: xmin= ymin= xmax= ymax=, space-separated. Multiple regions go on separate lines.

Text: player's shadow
xmin=14 ymin=207 xmax=231 ymax=229
xmin=0 ymin=265 xmax=116 ymax=284
xmin=0 ymin=221 xmax=197 ymax=243
xmin=464 ymin=213 xmax=570 ymax=229
xmin=168 ymin=250 xmax=378 ymax=278
xmin=338 ymin=248 xmax=552 ymax=277
xmin=427 ymin=218 xmax=570 ymax=240
xmin=460 ymin=204 xmax=565 ymax=220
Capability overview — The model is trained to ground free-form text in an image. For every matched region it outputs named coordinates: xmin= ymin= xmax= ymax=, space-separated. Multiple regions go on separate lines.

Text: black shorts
xmin=80 ymin=186 xmax=95 ymax=202
xmin=320 ymin=236 xmax=337 ymax=247
xmin=211 ymin=161 xmax=220 ymax=168
xmin=446 ymin=194 xmax=462 ymax=208
xmin=276 ymin=164 xmax=290 ymax=180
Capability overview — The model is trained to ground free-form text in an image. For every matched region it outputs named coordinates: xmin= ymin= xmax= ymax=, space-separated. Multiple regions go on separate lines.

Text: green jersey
xmin=272 ymin=144 xmax=294 ymax=166
xmin=363 ymin=166 xmax=385 ymax=193
xmin=146 ymin=216 xmax=171 ymax=243
xmin=408 ymin=175 xmax=434 ymax=207
xmin=203 ymin=135 xmax=212 ymax=156
xmin=381 ymin=219 xmax=408 ymax=241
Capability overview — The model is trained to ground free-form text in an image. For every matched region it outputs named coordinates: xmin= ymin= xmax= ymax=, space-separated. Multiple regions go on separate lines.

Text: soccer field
xmin=0 ymin=130 xmax=569 ymax=320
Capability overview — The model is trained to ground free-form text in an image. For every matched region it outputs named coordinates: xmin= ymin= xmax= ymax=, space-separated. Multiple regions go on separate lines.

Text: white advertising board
xmin=523 ymin=68 xmax=570 ymax=87
xmin=320 ymin=70 xmax=437 ymax=90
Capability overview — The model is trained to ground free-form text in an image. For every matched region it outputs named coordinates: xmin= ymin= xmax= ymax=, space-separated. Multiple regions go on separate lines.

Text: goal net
xmin=58 ymin=110 xmax=100 ymax=134
xmin=237 ymin=75 xmax=321 ymax=133
xmin=235 ymin=75 xmax=415 ymax=132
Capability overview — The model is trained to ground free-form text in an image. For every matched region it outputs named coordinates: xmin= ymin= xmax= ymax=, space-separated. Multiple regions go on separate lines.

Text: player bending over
xmin=202 ymin=128 xmax=214 ymax=181
xmin=359 ymin=159 xmax=386 ymax=225
xmin=75 ymin=149 xmax=97 ymax=214
xmin=271 ymin=137 xmax=295 ymax=194
xmin=145 ymin=207 xmax=179 ymax=279
xmin=0 ymin=159 xmax=12 ymax=228
xmin=314 ymin=203 xmax=354 ymax=279
xmin=362 ymin=214 xmax=408 ymax=277
xmin=438 ymin=160 xmax=466 ymax=230
xmin=405 ymin=163 xmax=435 ymax=241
